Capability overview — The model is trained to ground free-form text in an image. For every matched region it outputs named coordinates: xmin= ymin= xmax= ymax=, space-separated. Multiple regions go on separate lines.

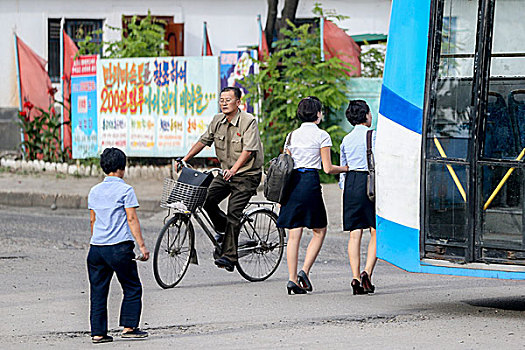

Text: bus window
xmin=480 ymin=166 xmax=523 ymax=247
xmin=426 ymin=163 xmax=469 ymax=246
xmin=426 ymin=0 xmax=478 ymax=161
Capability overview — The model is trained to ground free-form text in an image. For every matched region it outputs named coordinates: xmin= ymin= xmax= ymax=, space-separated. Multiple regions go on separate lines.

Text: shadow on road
xmin=464 ymin=296 xmax=525 ymax=311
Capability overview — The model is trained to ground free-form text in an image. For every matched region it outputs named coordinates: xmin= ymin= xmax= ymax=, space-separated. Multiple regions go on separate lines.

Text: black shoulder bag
xmin=366 ymin=130 xmax=375 ymax=202
xmin=263 ymin=132 xmax=294 ymax=203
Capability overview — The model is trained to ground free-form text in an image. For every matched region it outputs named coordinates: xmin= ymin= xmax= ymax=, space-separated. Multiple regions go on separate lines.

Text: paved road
xmin=0 ymin=202 xmax=524 ymax=349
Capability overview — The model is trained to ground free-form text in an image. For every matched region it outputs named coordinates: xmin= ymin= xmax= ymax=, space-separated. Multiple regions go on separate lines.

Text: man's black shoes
xmin=214 ymin=257 xmax=235 ymax=272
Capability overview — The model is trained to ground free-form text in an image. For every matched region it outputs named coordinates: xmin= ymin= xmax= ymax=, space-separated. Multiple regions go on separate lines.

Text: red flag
xmin=323 ymin=20 xmax=361 ymax=76
xmin=202 ymin=23 xmax=213 ymax=56
xmin=258 ymin=25 xmax=269 ymax=60
xmin=15 ymin=35 xmax=53 ymax=114
xmin=62 ymin=30 xmax=79 ymax=153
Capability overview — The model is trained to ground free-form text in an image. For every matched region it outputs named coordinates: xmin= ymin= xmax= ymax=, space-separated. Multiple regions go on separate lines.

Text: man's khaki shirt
xmin=199 ymin=109 xmax=263 ymax=175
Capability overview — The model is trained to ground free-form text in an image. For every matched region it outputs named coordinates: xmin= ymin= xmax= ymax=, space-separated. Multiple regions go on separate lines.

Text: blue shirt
xmin=339 ymin=125 xmax=376 ymax=188
xmin=88 ymin=176 xmax=139 ymax=245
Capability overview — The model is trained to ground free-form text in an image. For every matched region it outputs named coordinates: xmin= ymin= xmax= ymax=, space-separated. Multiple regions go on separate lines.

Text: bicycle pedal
xmin=190 ymin=248 xmax=199 ymax=265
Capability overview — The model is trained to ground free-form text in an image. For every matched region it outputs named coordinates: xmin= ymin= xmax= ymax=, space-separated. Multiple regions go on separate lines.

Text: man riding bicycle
xmin=179 ymin=86 xmax=263 ymax=272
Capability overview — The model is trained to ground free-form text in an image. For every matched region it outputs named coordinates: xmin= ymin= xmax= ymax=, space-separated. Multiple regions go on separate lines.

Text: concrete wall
xmin=0 ymin=0 xmax=392 ymax=109
xmin=0 ymin=108 xmax=20 ymax=151
xmin=344 ymin=77 xmax=382 ymax=132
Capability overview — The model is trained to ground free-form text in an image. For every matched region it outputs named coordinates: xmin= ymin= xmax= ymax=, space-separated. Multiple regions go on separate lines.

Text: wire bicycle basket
xmin=160 ymin=178 xmax=208 ymax=212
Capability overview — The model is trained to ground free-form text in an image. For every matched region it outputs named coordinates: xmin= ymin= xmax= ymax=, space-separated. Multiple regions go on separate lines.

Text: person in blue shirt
xmin=87 ymin=147 xmax=150 ymax=343
xmin=340 ymin=100 xmax=377 ymax=295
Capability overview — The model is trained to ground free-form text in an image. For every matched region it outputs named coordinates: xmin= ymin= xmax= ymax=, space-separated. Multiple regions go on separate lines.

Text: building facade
xmin=0 ymin=0 xmax=391 ymax=150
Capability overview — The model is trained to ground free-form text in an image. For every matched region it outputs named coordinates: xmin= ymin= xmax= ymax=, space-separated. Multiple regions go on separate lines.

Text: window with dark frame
xmin=48 ymin=19 xmax=61 ymax=83
xmin=47 ymin=18 xmax=103 ymax=83
xmin=122 ymin=15 xmax=184 ymax=56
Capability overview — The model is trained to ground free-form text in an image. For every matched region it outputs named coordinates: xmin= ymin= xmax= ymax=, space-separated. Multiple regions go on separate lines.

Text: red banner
xmin=72 ymin=55 xmax=97 ymax=77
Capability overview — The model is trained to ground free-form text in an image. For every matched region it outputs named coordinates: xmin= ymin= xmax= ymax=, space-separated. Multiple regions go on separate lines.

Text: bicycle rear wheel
xmin=236 ymin=208 xmax=284 ymax=282
xmin=153 ymin=214 xmax=194 ymax=288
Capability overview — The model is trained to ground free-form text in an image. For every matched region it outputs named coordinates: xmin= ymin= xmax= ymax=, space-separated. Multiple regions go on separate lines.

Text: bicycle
xmin=152 ymin=166 xmax=285 ymax=289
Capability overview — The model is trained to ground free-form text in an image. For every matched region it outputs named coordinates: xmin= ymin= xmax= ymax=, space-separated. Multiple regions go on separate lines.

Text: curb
xmin=0 ymin=157 xmax=172 ymax=179
xmin=0 ymin=191 xmax=160 ymax=211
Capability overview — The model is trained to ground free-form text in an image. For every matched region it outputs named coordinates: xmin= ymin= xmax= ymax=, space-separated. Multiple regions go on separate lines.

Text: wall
xmin=0 ymin=108 xmax=19 ymax=151
xmin=342 ymin=77 xmax=382 ymax=132
xmin=0 ymin=0 xmax=392 ymax=109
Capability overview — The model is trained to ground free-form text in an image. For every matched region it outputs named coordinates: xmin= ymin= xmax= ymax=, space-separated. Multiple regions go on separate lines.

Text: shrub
xmin=244 ymin=20 xmax=351 ymax=182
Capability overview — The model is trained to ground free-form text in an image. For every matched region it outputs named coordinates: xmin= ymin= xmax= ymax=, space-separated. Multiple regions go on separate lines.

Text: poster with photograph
xmin=71 ymin=55 xmax=98 ymax=159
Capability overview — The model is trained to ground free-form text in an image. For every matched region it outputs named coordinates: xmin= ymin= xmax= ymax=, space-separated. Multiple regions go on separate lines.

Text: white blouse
xmin=284 ymin=123 xmax=332 ymax=169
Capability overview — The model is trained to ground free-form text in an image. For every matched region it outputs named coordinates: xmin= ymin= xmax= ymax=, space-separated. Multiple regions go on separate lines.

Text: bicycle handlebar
xmin=205 ymin=168 xmax=223 ymax=175
xmin=175 ymin=159 xmax=224 ymax=176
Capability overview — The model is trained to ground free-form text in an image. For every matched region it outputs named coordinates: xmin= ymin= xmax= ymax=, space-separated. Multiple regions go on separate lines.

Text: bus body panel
xmin=376 ymin=0 xmax=525 ymax=279
xmin=376 ymin=0 xmax=430 ymax=271
xmin=381 ymin=0 xmax=431 ymax=116
xmin=378 ymin=216 xmax=525 ymax=279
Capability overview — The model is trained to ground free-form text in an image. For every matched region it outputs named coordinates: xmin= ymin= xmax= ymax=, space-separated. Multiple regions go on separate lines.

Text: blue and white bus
xmin=376 ymin=0 xmax=525 ymax=279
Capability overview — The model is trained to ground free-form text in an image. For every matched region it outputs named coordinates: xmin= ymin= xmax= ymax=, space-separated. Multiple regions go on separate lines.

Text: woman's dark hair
xmin=220 ymin=86 xmax=242 ymax=99
xmin=297 ymin=96 xmax=322 ymax=122
xmin=100 ymin=147 xmax=126 ymax=175
xmin=345 ymin=100 xmax=370 ymax=126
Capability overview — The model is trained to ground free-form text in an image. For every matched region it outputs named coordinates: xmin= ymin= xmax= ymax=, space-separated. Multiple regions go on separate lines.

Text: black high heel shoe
xmin=351 ymin=279 xmax=367 ymax=295
xmin=297 ymin=270 xmax=313 ymax=292
xmin=287 ymin=281 xmax=307 ymax=295
xmin=360 ymin=271 xmax=375 ymax=293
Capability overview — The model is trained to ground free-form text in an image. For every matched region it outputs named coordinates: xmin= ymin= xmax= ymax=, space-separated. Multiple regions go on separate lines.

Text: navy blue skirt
xmin=277 ymin=170 xmax=327 ymax=229
xmin=343 ymin=171 xmax=376 ymax=231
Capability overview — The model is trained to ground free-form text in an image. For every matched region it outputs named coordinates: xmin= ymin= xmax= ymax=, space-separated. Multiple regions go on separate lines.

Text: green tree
xmin=77 ymin=11 xmax=168 ymax=58
xmin=244 ymin=20 xmax=351 ymax=182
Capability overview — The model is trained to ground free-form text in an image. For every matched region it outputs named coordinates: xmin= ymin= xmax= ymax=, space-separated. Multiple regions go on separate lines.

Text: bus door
xmin=424 ymin=0 xmax=477 ymax=262
xmin=423 ymin=0 xmax=524 ymax=265
xmin=476 ymin=0 xmax=525 ymax=264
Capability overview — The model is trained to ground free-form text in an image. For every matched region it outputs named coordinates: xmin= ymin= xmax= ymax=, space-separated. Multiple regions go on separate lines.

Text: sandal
xmin=121 ymin=328 xmax=148 ymax=338
xmin=92 ymin=335 xmax=113 ymax=344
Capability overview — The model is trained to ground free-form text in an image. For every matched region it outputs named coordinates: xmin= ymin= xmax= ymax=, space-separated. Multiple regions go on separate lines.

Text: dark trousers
xmin=87 ymin=241 xmax=142 ymax=336
xmin=203 ymin=173 xmax=261 ymax=262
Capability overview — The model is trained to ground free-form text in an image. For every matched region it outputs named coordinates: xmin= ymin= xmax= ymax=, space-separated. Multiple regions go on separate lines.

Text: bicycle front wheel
xmin=236 ymin=208 xmax=285 ymax=282
xmin=153 ymin=214 xmax=194 ymax=289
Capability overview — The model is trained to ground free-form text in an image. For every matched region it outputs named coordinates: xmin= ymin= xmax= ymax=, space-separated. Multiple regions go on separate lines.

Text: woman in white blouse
xmin=277 ymin=96 xmax=348 ymax=295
